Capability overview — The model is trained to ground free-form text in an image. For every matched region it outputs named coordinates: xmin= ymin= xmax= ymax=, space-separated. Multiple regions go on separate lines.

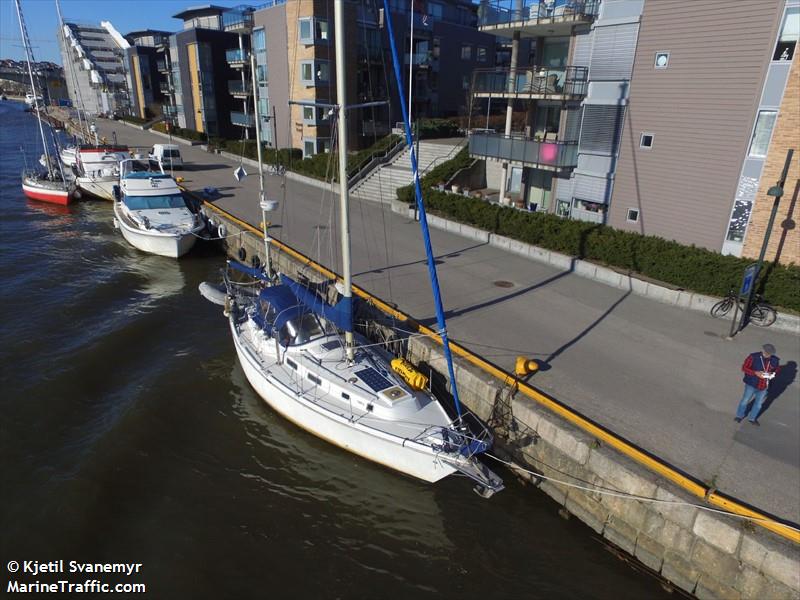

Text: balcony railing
xmin=405 ymin=51 xmax=434 ymax=66
xmin=470 ymin=132 xmax=578 ymax=170
xmin=472 ymin=66 xmax=588 ymax=98
xmin=228 ymin=80 xmax=252 ymax=96
xmin=222 ymin=8 xmax=254 ymax=32
xmin=230 ymin=111 xmax=255 ymax=127
xmin=159 ymin=81 xmax=172 ymax=94
xmin=156 ymin=60 xmax=170 ymax=73
xmin=162 ymin=106 xmax=177 ymax=117
xmin=477 ymin=0 xmax=599 ymax=29
xmin=225 ymin=49 xmax=249 ymax=65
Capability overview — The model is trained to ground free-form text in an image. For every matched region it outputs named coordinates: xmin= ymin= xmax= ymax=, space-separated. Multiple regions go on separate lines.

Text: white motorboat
xmin=60 ymin=145 xmax=77 ymax=168
xmin=24 ymin=92 xmax=43 ymax=107
xmin=113 ymin=160 xmax=204 ymax=258
xmin=75 ymin=144 xmax=130 ymax=201
xmin=201 ymin=0 xmax=503 ymax=497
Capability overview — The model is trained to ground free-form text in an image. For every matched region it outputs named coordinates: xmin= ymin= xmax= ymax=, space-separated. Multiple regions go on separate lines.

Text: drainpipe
xmin=498 ymin=28 xmax=520 ymax=206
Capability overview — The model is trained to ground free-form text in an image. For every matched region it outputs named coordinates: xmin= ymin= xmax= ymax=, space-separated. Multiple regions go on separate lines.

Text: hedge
xmin=397 ymin=152 xmax=800 ymax=312
xmin=218 ymin=134 xmax=402 ymax=182
xmin=396 ymin=147 xmax=473 ymax=204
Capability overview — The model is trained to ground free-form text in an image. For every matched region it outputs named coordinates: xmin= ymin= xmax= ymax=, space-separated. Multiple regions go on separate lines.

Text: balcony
xmin=159 ymin=81 xmax=172 ymax=94
xmin=156 ymin=59 xmax=170 ymax=73
xmin=162 ymin=106 xmax=177 ymax=117
xmin=472 ymin=66 xmax=588 ymax=100
xmin=226 ymin=48 xmax=249 ymax=67
xmin=228 ymin=80 xmax=252 ymax=97
xmin=477 ymin=0 xmax=599 ymax=37
xmin=405 ymin=52 xmax=434 ymax=66
xmin=469 ymin=132 xmax=578 ymax=171
xmin=222 ymin=7 xmax=254 ymax=33
xmin=230 ymin=111 xmax=255 ymax=128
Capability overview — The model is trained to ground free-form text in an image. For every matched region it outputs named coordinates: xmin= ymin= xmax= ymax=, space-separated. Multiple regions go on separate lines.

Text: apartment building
xmin=471 ymin=0 xmax=636 ymax=218
xmin=169 ymin=4 xmax=242 ymax=139
xmin=609 ymin=0 xmax=798 ymax=259
xmin=247 ymin=0 xmax=498 ymax=156
xmin=124 ymin=30 xmax=172 ymax=119
xmin=470 ymin=0 xmax=799 ymax=261
xmin=58 ymin=20 xmax=132 ymax=116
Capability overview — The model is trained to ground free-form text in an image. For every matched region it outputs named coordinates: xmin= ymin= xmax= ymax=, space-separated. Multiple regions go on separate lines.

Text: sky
xmin=0 ymin=0 xmax=252 ymax=64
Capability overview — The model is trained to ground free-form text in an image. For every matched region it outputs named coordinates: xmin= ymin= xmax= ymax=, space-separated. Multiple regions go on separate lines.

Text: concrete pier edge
xmin=199 ymin=198 xmax=799 ymax=600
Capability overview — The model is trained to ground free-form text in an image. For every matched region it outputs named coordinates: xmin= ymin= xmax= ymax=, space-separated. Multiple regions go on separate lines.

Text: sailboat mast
xmin=334 ymin=0 xmax=354 ymax=361
xmin=55 ymin=0 xmax=85 ymax=141
xmin=14 ymin=0 xmax=52 ymax=177
xmin=250 ymin=52 xmax=272 ymax=274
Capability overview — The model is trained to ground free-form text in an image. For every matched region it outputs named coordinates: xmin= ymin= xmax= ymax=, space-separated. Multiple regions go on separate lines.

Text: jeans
xmin=736 ymin=384 xmax=768 ymax=421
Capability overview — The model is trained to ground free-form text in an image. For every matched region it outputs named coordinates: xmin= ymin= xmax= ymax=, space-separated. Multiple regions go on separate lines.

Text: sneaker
xmin=734 ymin=417 xmax=742 ymax=423
xmin=749 ymin=420 xmax=760 ymax=427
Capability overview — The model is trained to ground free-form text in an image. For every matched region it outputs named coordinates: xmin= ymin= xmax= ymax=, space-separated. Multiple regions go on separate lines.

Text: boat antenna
xmin=380 ymin=0 xmax=463 ymax=419
xmin=14 ymin=0 xmax=53 ymax=178
xmin=334 ymin=0 xmax=355 ymax=362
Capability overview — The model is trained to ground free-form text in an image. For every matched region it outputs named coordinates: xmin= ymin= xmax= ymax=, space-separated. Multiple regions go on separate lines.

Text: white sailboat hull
xmin=113 ymin=201 xmax=200 ymax=258
xmin=231 ymin=322 xmax=457 ymax=483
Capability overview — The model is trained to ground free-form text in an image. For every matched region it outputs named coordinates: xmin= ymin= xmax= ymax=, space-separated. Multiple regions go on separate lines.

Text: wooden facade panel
xmin=608 ymin=0 xmax=785 ymax=250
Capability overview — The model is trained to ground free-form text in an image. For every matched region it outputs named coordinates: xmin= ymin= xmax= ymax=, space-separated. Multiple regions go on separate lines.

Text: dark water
xmin=1 ymin=102 xmax=672 ymax=599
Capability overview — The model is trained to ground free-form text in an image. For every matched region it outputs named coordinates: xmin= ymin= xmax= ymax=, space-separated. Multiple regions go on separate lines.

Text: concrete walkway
xmin=96 ymin=119 xmax=800 ymax=523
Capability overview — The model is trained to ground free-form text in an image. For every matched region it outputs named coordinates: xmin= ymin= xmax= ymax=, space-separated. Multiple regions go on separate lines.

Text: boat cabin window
xmin=279 ymin=314 xmax=324 ymax=346
xmin=124 ymin=194 xmax=186 ymax=210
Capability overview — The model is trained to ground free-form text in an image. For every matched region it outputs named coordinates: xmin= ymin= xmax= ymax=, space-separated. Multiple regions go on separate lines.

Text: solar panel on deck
xmin=354 ymin=367 xmax=393 ymax=393
xmin=321 ymin=341 xmax=342 ymax=352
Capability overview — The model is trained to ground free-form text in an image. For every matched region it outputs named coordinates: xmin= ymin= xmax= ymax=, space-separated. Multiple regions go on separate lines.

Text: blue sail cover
xmin=257 ymin=285 xmax=305 ymax=331
xmin=280 ymin=274 xmax=352 ymax=333
xmin=228 ymin=260 xmax=269 ymax=281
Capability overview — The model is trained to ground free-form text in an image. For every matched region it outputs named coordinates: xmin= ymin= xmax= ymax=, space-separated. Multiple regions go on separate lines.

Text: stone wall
xmin=207 ymin=211 xmax=800 ymax=599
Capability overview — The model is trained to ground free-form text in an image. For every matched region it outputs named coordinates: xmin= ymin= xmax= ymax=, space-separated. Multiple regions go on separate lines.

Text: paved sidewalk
xmin=97 ymin=120 xmax=800 ymax=523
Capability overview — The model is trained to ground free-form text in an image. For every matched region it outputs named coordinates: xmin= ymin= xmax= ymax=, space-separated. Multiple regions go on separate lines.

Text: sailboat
xmin=15 ymin=0 xmax=73 ymax=205
xmin=201 ymin=0 xmax=503 ymax=496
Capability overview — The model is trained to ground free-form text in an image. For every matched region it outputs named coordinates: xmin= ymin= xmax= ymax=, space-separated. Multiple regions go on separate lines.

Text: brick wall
xmin=742 ymin=53 xmax=800 ymax=265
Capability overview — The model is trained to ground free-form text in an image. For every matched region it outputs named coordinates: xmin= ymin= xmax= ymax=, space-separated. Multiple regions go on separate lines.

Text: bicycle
xmin=710 ymin=287 xmax=777 ymax=327
xmin=269 ymin=163 xmax=286 ymax=176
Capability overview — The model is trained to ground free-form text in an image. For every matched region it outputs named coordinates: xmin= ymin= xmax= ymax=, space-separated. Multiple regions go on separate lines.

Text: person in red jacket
xmin=735 ymin=343 xmax=780 ymax=426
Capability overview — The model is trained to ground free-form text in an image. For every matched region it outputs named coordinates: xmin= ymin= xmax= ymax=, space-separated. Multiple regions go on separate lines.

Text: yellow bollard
xmin=175 ymin=176 xmax=184 ymax=183
xmin=515 ymin=356 xmax=539 ymax=377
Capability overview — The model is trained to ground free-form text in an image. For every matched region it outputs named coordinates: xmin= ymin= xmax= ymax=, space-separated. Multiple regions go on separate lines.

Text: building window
xmin=477 ymin=46 xmax=487 ymax=63
xmin=298 ymin=17 xmax=329 ymax=45
xmin=316 ymin=61 xmax=329 ymax=83
xmin=639 ymin=133 xmax=654 ymax=149
xmin=748 ymin=111 xmax=777 ymax=158
xmin=299 ymin=18 xmax=313 ymax=44
xmin=462 ymin=75 xmax=470 ymax=90
xmin=654 ymin=51 xmax=670 ymax=69
xmin=252 ymin=28 xmax=266 ymax=52
xmin=460 ymin=45 xmax=472 ymax=60
xmin=428 ymin=2 xmax=443 ymax=20
xmin=302 ymin=106 xmax=316 ymax=125
xmin=300 ymin=61 xmax=313 ymax=84
xmin=303 ymin=139 xmax=316 ymax=158
xmin=773 ymin=7 xmax=799 ymax=61
xmin=299 ymin=60 xmax=329 ymax=86
xmin=626 ymin=208 xmax=639 ymax=223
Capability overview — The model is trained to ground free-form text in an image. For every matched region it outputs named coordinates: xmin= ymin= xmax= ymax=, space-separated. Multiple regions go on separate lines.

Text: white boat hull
xmin=231 ymin=322 xmax=457 ymax=483
xmin=113 ymin=202 xmax=200 ymax=258
xmin=76 ymin=176 xmax=116 ymax=201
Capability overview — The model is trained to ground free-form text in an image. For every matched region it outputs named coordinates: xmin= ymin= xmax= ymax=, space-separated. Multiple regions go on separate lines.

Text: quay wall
xmin=201 ymin=200 xmax=799 ymax=600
